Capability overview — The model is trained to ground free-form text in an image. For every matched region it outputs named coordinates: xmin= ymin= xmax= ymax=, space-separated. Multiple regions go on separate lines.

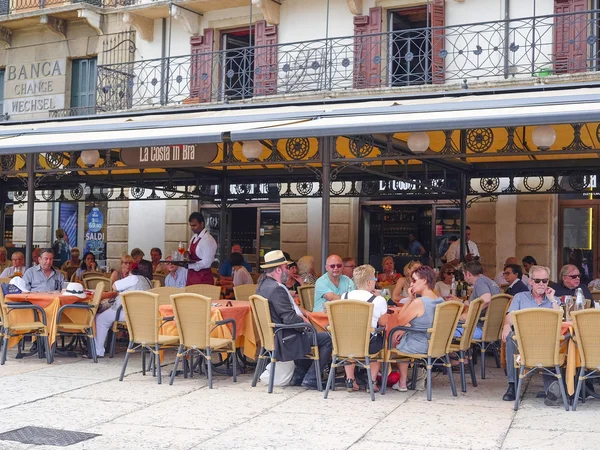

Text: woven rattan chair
xmin=118 ymin=291 xmax=179 ymax=384
xmin=233 ymin=284 xmax=257 ymax=301
xmin=449 ymin=297 xmax=485 ymax=392
xmin=0 ymin=289 xmax=52 ymax=365
xmin=324 ymin=300 xmax=385 ymax=401
xmin=570 ymin=309 xmax=600 ymax=410
xmin=54 ymin=281 xmax=105 ymax=362
xmin=152 ymin=273 xmax=166 ymax=287
xmin=149 ymin=287 xmax=184 ymax=306
xmin=297 ymin=285 xmax=315 ymax=312
xmin=169 ymin=293 xmax=238 ymax=388
xmin=83 ymin=276 xmax=108 ymax=290
xmin=185 ymin=284 xmax=221 ymax=300
xmin=472 ymin=293 xmax=512 ymax=379
xmin=249 ymin=294 xmax=322 ymax=393
xmin=0 ymin=277 xmax=11 ymax=285
xmin=81 ymin=271 xmax=104 ymax=280
xmin=64 ymin=266 xmax=78 ymax=282
xmin=381 ymin=301 xmax=463 ymax=401
xmin=591 ymin=290 xmax=600 ymax=304
xmin=511 ymin=308 xmax=569 ymax=411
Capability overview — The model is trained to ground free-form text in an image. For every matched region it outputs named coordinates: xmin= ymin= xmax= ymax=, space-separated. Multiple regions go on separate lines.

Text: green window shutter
xmin=71 ymin=58 xmax=97 ymax=113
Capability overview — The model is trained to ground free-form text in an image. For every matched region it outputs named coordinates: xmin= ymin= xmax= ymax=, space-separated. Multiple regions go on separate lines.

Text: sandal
xmin=346 ymin=379 xmax=360 ymax=392
xmin=367 ymin=384 xmax=380 ymax=393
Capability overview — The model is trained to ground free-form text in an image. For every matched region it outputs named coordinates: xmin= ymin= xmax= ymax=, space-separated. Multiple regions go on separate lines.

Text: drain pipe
xmin=160 ymin=18 xmax=167 ymax=105
xmin=503 ymin=0 xmax=510 ymax=79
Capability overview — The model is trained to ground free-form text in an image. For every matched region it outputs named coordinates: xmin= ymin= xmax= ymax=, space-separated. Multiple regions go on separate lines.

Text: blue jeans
xmin=293 ymin=331 xmax=332 ymax=385
xmin=454 ymin=325 xmax=482 ymax=340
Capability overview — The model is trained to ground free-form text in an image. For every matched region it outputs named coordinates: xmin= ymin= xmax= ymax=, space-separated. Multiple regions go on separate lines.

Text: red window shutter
xmin=353 ymin=7 xmax=383 ymax=89
xmin=254 ymin=20 xmax=278 ymax=96
xmin=553 ymin=0 xmax=588 ymax=74
xmin=189 ymin=28 xmax=214 ymax=103
xmin=430 ymin=0 xmax=445 ymax=84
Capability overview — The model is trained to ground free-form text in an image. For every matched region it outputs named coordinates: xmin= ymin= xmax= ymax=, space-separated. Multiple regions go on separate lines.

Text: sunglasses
xmin=328 ymin=264 xmax=343 ymax=269
xmin=565 ymin=274 xmax=580 ymax=279
xmin=503 ymin=271 xmax=513 ymax=276
xmin=531 ymin=278 xmax=549 ymax=284
xmin=445 ymin=271 xmax=454 ymax=275
xmin=410 ymin=277 xmax=421 ymax=283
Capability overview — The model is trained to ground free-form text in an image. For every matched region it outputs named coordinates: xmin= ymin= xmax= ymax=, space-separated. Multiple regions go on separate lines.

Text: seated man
xmin=165 ymin=256 xmax=187 ymax=288
xmin=22 ymin=249 xmax=65 ymax=292
xmin=131 ymin=248 xmax=153 ymax=280
xmin=313 ymin=254 xmax=355 ymax=312
xmin=150 ymin=247 xmax=168 ymax=274
xmin=551 ymin=264 xmax=593 ymax=303
xmin=31 ymin=248 xmax=41 ymax=268
xmin=219 ymin=244 xmax=252 ymax=277
xmin=61 ymin=247 xmax=81 ymax=271
xmin=341 ymin=257 xmax=356 ymax=279
xmin=256 ymin=250 xmax=332 ymax=389
xmin=94 ymin=274 xmax=153 ymax=358
xmin=501 ymin=265 xmax=563 ymax=406
xmin=0 ymin=252 xmax=25 ymax=278
xmin=494 ymin=257 xmax=530 ymax=288
xmin=503 ymin=264 xmax=529 ymax=296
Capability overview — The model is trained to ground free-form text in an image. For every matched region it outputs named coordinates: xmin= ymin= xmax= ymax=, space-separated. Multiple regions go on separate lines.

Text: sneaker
xmin=301 ymin=380 xmax=319 ymax=390
xmin=544 ymin=381 xmax=562 ymax=407
xmin=391 ymin=382 xmax=408 ymax=392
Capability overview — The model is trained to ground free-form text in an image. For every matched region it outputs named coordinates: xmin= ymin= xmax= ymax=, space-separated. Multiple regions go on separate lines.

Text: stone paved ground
xmin=0 ymin=347 xmax=599 ymax=450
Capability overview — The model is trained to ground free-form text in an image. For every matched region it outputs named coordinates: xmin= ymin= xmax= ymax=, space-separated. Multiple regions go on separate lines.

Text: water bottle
xmin=451 ymin=278 xmax=457 ymax=296
xmin=575 ymin=288 xmax=586 ymax=311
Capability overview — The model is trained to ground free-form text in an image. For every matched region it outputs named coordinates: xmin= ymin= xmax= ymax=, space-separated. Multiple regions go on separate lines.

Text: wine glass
xmin=565 ymin=295 xmax=574 ymax=320
xmin=177 ymin=242 xmax=186 ymax=261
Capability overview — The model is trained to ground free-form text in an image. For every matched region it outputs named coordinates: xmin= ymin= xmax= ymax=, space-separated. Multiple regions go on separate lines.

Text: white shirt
xmin=342 ymin=289 xmax=387 ymax=329
xmin=494 ymin=272 xmax=530 ymax=289
xmin=0 ymin=266 xmax=25 ymax=278
xmin=444 ymin=239 xmax=480 ymax=264
xmin=435 ymin=281 xmax=452 ymax=298
xmin=232 ymin=266 xmax=253 ymax=287
xmin=188 ymin=229 xmax=217 ymax=272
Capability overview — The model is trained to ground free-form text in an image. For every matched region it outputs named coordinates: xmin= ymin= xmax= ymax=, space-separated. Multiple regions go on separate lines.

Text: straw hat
xmin=261 ymin=250 xmax=292 ymax=269
xmin=65 ymin=282 xmax=87 ymax=299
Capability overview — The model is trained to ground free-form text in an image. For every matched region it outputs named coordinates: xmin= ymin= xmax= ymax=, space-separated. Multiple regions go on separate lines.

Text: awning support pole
xmin=26 ymin=153 xmax=35 ymax=267
xmin=321 ymin=137 xmax=332 ymax=267
xmin=0 ymin=187 xmax=6 ymax=247
xmin=219 ymin=171 xmax=228 ymax=267
xmin=459 ymin=130 xmax=467 ymax=264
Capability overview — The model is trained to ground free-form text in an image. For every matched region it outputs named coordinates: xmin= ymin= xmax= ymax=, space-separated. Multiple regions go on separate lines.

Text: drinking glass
xmin=565 ymin=295 xmax=574 ymax=321
xmin=177 ymin=242 xmax=186 ymax=260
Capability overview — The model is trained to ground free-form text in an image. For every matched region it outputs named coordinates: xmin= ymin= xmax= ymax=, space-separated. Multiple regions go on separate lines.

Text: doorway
xmin=388 ymin=7 xmax=429 ymax=86
xmin=221 ymin=28 xmax=254 ymax=100
xmin=558 ymin=201 xmax=597 ymax=284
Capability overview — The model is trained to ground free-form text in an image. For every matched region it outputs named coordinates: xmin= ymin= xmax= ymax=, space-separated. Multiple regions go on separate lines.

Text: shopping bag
xmin=259 ymin=361 xmax=295 ymax=386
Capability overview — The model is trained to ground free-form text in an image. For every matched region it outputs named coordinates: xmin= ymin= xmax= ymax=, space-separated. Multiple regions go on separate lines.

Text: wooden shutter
xmin=553 ymin=0 xmax=588 ymax=74
xmin=71 ymin=58 xmax=97 ymax=113
xmin=430 ymin=0 xmax=445 ymax=84
xmin=353 ymin=7 xmax=383 ymax=89
xmin=254 ymin=20 xmax=278 ymax=96
xmin=189 ymin=28 xmax=214 ymax=103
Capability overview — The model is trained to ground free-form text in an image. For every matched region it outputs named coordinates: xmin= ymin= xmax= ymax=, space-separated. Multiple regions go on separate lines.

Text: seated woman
xmin=391 ymin=260 xmax=422 ymax=304
xmin=390 ymin=266 xmax=444 ymax=391
xmin=434 ymin=263 xmax=455 ymax=298
xmin=284 ymin=262 xmax=304 ymax=293
xmin=110 ymin=254 xmax=134 ymax=285
xmin=75 ymin=252 xmax=98 ymax=281
xmin=377 ymin=256 xmax=402 ymax=285
xmin=231 ymin=252 xmax=253 ymax=287
xmin=297 ymin=255 xmax=317 ymax=284
xmin=341 ymin=264 xmax=387 ymax=392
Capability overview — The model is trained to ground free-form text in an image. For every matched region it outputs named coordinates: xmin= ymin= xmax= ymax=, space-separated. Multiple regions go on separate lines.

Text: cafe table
xmin=306 ymin=304 xmax=404 ymax=334
xmin=4 ymin=290 xmax=116 ymax=353
xmin=158 ymin=300 xmax=258 ymax=359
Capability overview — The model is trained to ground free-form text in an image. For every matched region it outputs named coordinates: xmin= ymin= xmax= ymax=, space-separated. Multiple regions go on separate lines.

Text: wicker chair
xmin=570 ymin=309 xmax=600 ymax=410
xmin=591 ymin=290 xmax=600 ymax=304
xmin=511 ymin=308 xmax=569 ymax=411
xmin=83 ymin=276 xmax=108 ymax=290
xmin=297 ymin=285 xmax=315 ymax=311
xmin=152 ymin=273 xmax=166 ymax=287
xmin=149 ymin=287 xmax=184 ymax=306
xmin=324 ymin=300 xmax=385 ymax=401
xmin=0 ymin=277 xmax=11 ymax=285
xmin=381 ymin=301 xmax=463 ymax=401
xmin=233 ymin=284 xmax=257 ymax=301
xmin=169 ymin=293 xmax=238 ymax=388
xmin=54 ymin=281 xmax=105 ymax=362
xmin=0 ymin=289 xmax=52 ymax=365
xmin=63 ymin=266 xmax=78 ymax=282
xmin=472 ymin=293 xmax=512 ymax=379
xmin=81 ymin=271 xmax=104 ymax=280
xmin=249 ymin=294 xmax=322 ymax=393
xmin=449 ymin=297 xmax=485 ymax=393
xmin=118 ymin=291 xmax=179 ymax=384
xmin=185 ymin=284 xmax=221 ymax=300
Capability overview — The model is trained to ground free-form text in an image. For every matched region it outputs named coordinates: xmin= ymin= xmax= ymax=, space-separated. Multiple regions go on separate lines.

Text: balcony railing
xmin=95 ymin=9 xmax=600 ymax=112
xmin=0 ymin=0 xmax=133 ymax=15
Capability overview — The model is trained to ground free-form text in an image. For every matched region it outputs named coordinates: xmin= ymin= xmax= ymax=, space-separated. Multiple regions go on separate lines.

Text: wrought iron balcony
xmin=0 ymin=0 xmax=132 ymax=15
xmin=96 ymin=9 xmax=600 ymax=112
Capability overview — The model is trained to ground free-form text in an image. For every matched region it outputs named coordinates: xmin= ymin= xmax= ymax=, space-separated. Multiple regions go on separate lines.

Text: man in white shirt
xmin=0 ymin=252 xmax=25 ymax=278
xmin=494 ymin=257 xmax=530 ymax=288
xmin=164 ymin=256 xmax=187 ymax=288
xmin=444 ymin=226 xmax=480 ymax=267
xmin=186 ymin=212 xmax=217 ymax=286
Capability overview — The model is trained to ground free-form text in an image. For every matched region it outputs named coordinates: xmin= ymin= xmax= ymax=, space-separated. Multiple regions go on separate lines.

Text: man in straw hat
xmin=256 ymin=250 xmax=332 ymax=389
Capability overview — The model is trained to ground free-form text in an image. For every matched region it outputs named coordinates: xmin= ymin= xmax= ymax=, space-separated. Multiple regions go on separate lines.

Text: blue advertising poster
xmin=59 ymin=203 xmax=78 ymax=248
xmin=84 ymin=203 xmax=107 ymax=261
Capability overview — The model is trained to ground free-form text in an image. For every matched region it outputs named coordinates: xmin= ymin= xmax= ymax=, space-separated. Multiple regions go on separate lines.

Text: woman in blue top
xmin=390 ymin=266 xmax=443 ymax=391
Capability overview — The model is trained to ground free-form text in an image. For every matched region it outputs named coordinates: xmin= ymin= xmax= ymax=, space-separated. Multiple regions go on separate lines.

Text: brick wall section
xmin=467 ymin=201 xmax=497 ymax=277
xmin=12 ymin=202 xmax=52 ymax=248
xmin=280 ymin=198 xmax=308 ymax=260
xmin=106 ymin=200 xmax=129 ymax=271
xmin=164 ymin=200 xmax=193 ymax=258
xmin=329 ymin=198 xmax=352 ymax=259
xmin=516 ymin=195 xmax=554 ymax=273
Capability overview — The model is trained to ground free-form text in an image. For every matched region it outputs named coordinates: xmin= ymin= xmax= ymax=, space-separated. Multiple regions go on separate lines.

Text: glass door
xmin=559 ymin=204 xmax=596 ymax=285
xmin=257 ymin=209 xmax=280 ymax=268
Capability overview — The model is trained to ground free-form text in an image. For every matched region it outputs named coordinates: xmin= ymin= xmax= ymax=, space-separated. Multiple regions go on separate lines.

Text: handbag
xmin=96 ymin=298 xmax=115 ymax=314
xmin=274 ymin=328 xmax=312 ymax=362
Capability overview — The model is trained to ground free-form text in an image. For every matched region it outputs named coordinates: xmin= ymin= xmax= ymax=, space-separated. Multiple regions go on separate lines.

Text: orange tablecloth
xmin=5 ymin=291 xmax=115 ymax=350
xmin=158 ymin=300 xmax=258 ymax=359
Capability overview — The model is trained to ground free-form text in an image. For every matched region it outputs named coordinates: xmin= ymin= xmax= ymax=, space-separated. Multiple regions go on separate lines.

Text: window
xmin=389 ymin=7 xmax=430 ymax=86
xmin=71 ymin=58 xmax=97 ymax=115
xmin=221 ymin=29 xmax=254 ymax=100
